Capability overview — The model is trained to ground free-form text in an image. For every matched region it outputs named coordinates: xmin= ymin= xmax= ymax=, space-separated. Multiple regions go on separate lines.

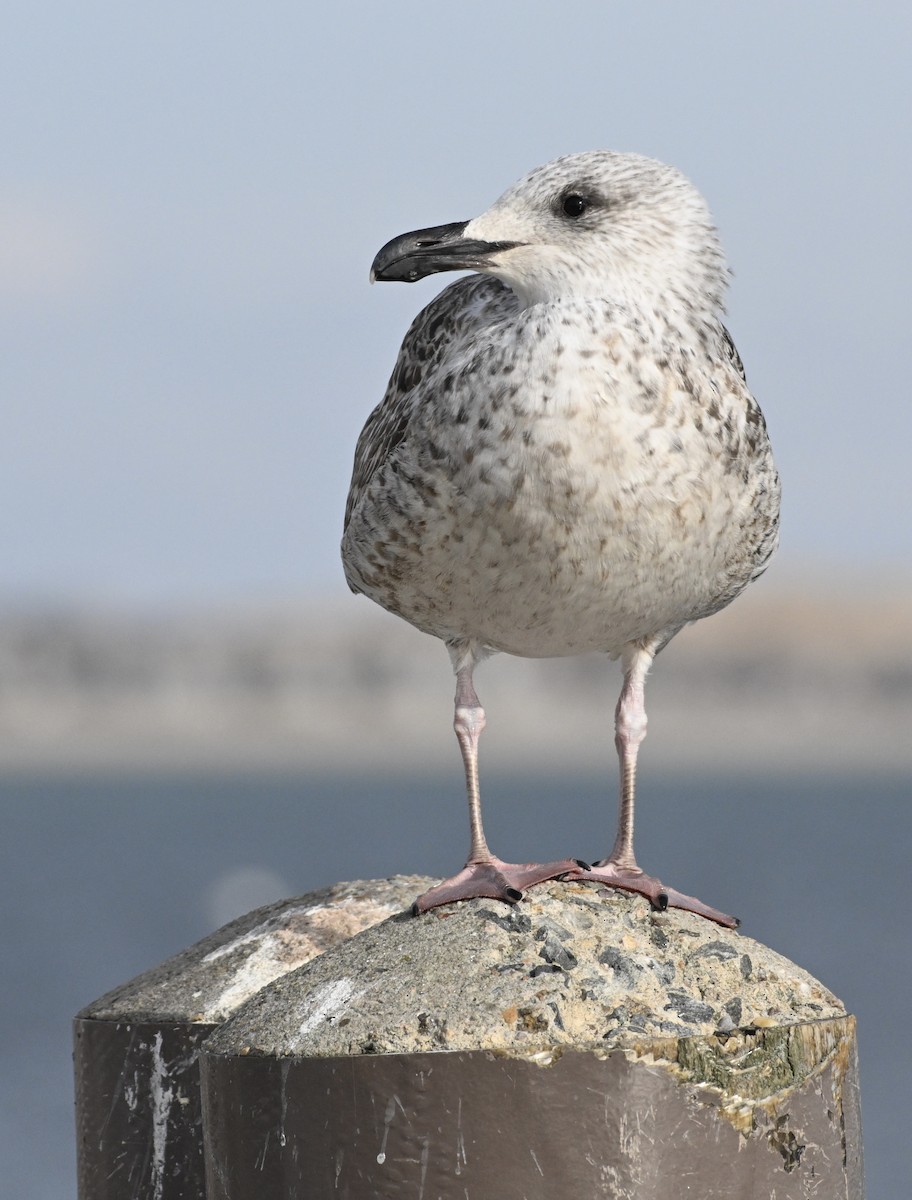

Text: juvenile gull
xmin=342 ymin=152 xmax=780 ymax=927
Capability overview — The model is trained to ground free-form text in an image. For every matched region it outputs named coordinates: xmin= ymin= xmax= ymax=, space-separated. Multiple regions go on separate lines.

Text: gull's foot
xmin=566 ymin=861 xmax=739 ymax=929
xmin=413 ymin=857 xmax=583 ymax=914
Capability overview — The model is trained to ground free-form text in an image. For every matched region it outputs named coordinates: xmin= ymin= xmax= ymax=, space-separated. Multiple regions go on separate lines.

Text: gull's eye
xmin=560 ymin=193 xmax=588 ymax=218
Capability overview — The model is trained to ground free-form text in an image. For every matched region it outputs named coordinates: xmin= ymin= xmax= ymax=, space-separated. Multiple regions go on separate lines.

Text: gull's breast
xmin=343 ymin=308 xmax=778 ymax=658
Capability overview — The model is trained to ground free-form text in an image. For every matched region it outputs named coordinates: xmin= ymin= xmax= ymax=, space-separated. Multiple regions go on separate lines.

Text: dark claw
xmin=570 ymin=863 xmax=738 ymax=928
xmin=573 ymin=858 xmax=592 ymax=870
xmin=504 ymin=886 xmax=523 ymax=903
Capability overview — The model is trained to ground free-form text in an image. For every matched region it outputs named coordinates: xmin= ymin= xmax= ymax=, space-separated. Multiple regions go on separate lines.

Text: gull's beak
xmin=370 ymin=220 xmax=521 ymax=283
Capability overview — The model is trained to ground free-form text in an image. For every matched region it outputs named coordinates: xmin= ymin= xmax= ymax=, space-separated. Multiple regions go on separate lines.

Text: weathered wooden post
xmin=200 ymin=881 xmax=863 ymax=1199
xmin=73 ymin=876 xmax=434 ymax=1200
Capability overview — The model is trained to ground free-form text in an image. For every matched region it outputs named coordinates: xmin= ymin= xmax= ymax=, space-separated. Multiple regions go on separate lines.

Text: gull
xmin=342 ymin=151 xmax=780 ymax=927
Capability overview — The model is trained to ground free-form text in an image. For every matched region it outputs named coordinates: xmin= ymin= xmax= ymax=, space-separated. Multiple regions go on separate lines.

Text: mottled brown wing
xmin=720 ymin=323 xmax=747 ymax=382
xmin=343 ymin=274 xmax=518 ymax=534
xmin=716 ymin=326 xmax=780 ymax=588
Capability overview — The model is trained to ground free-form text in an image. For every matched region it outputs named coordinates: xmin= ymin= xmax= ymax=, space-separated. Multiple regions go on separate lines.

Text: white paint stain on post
xmin=149 ymin=1033 xmax=175 ymax=1200
xmin=376 ymin=1096 xmax=397 ymax=1165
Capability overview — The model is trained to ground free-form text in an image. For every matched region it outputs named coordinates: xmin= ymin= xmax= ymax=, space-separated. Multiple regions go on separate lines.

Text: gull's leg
xmin=414 ymin=645 xmax=581 ymax=914
xmin=607 ymin=640 xmax=652 ymax=871
xmin=568 ymin=642 xmax=738 ymax=929
xmin=455 ymin=661 xmax=494 ymax=867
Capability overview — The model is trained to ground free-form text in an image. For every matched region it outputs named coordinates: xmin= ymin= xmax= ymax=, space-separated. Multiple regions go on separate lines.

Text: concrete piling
xmin=73 ymin=876 xmax=435 ymax=1200
xmin=74 ymin=876 xmax=864 ymax=1198
xmin=199 ymin=881 xmax=864 ymax=1198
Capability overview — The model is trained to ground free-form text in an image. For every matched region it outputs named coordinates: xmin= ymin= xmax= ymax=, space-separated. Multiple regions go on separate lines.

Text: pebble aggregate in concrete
xmin=204 ymin=881 xmax=844 ymax=1059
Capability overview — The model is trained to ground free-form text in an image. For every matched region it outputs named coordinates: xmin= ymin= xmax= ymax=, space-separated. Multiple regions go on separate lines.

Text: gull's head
xmin=371 ymin=151 xmax=728 ymax=315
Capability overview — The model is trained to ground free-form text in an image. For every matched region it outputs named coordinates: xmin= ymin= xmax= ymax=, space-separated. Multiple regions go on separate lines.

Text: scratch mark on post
xmin=279 ymin=1058 xmax=290 ymax=1146
xmin=530 ymin=1147 xmax=544 ymax=1176
xmin=255 ymin=1130 xmax=271 ymax=1172
xmin=455 ymin=1096 xmax=467 ymax=1175
xmin=105 ymin=1149 xmax=129 ymax=1181
xmin=133 ymin=1134 xmax=151 ymax=1200
xmin=418 ymin=1137 xmax=430 ymax=1200
xmin=100 ymin=1028 xmax=139 ymax=1145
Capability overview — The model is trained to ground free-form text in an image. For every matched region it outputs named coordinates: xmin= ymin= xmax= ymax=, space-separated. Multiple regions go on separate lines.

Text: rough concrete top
xmin=204 ymin=880 xmax=845 ymax=1059
xmin=78 ymin=875 xmax=436 ymax=1023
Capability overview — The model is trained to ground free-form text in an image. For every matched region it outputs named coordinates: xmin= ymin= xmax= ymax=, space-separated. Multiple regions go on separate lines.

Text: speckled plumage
xmin=341 ymin=151 xmax=780 ymax=921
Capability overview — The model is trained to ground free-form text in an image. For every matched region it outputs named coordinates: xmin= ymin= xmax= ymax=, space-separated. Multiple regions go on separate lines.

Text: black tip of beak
xmin=370 ymin=221 xmax=469 ymax=283
xmin=370 ymin=221 xmax=519 ymax=283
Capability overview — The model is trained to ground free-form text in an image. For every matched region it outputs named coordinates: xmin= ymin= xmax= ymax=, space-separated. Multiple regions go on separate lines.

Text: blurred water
xmin=1 ymin=771 xmax=907 ymax=1198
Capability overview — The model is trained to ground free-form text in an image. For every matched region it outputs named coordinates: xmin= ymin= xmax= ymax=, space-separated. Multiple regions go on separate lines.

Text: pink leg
xmin=414 ymin=654 xmax=580 ymax=914
xmin=568 ymin=643 xmax=738 ymax=929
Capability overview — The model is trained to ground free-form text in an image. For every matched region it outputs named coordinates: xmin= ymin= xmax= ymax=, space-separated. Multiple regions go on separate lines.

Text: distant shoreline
xmin=0 ymin=578 xmax=908 ymax=775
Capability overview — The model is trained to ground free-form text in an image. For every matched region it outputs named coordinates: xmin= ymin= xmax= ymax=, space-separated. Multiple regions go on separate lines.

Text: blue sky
xmin=2 ymin=1 xmax=910 ymax=605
